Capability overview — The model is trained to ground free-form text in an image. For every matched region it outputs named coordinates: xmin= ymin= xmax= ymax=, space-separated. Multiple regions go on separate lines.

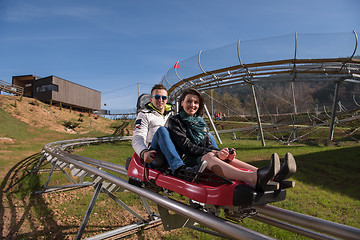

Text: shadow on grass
xmin=0 ymin=153 xmax=72 ymax=239
xmin=0 ymin=153 xmax=128 ymax=239
xmin=292 ymin=146 xmax=360 ymax=200
xmin=253 ymin=145 xmax=360 ymax=200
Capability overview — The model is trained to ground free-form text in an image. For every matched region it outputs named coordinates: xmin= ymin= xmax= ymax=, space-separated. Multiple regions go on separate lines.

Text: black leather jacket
xmin=167 ymin=114 xmax=219 ymax=160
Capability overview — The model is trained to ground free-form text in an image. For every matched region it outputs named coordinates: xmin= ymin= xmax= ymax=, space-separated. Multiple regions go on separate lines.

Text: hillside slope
xmin=0 ymin=95 xmax=115 ymax=136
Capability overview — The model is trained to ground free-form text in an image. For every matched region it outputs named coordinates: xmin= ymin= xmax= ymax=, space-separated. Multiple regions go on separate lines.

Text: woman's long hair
xmin=179 ymin=88 xmax=205 ymax=116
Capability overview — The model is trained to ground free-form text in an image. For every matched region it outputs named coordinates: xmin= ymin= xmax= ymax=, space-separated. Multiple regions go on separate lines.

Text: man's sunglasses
xmin=151 ymin=95 xmax=168 ymax=101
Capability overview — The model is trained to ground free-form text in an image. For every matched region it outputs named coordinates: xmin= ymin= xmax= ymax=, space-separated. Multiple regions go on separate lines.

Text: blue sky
xmin=1 ymin=0 xmax=359 ymax=111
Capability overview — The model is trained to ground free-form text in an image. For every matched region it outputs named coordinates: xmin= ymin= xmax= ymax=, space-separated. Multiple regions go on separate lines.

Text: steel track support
xmin=101 ymin=188 xmax=146 ymax=222
xmin=327 ymin=80 xmax=341 ymax=145
xmin=204 ymin=104 xmax=222 ymax=144
xmin=157 ymin=205 xmax=229 ymax=240
xmin=84 ymin=218 xmax=162 ymax=240
xmin=57 ymin=162 xmax=77 ymax=184
xmin=72 ymin=177 xmax=159 ymax=239
xmin=36 ymin=157 xmax=92 ymax=194
xmin=249 ymin=83 xmax=266 ymax=147
xmin=74 ymin=182 xmax=160 ymax=239
xmin=198 ymin=91 xmax=222 ymax=144
xmin=157 ymin=204 xmax=195 ymax=230
xmin=291 ymin=81 xmax=298 ymax=115
xmin=76 ymin=182 xmax=103 ymax=240
xmin=32 ymin=154 xmax=45 ymax=173
xmin=140 ymin=196 xmax=155 ymax=220
xmin=43 ymin=161 xmax=56 ymax=190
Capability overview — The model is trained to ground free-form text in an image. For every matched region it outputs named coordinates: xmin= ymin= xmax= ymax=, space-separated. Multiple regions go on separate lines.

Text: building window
xmin=36 ymin=84 xmax=59 ymax=92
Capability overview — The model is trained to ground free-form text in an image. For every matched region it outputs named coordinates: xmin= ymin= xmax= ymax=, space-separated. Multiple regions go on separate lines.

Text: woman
xmin=167 ymin=88 xmax=296 ymax=192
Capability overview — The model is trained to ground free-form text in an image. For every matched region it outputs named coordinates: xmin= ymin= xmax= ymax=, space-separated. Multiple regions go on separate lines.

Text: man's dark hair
xmin=179 ymin=88 xmax=205 ymax=116
xmin=151 ymin=84 xmax=167 ymax=95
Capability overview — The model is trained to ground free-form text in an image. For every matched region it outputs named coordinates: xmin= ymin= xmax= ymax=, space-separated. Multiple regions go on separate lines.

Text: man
xmin=132 ymin=84 xmax=207 ymax=179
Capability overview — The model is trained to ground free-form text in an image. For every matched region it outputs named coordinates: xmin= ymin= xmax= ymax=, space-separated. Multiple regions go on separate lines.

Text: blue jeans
xmin=149 ymin=127 xmax=219 ymax=173
xmin=208 ymin=132 xmax=219 ymax=149
xmin=149 ymin=127 xmax=184 ymax=173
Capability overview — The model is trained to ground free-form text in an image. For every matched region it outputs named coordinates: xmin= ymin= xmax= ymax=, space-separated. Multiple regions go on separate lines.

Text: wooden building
xmin=12 ymin=75 xmax=101 ymax=111
xmin=12 ymin=74 xmax=40 ymax=97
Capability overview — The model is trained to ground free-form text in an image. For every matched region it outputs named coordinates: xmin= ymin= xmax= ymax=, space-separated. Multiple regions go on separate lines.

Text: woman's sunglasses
xmin=151 ymin=95 xmax=168 ymax=101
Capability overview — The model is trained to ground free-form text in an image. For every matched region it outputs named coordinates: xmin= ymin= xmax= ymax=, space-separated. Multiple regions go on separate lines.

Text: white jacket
xmin=132 ymin=103 xmax=173 ymax=158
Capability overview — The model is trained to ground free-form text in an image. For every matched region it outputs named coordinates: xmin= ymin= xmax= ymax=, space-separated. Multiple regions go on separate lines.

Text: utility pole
xmin=137 ymin=83 xmax=140 ymax=97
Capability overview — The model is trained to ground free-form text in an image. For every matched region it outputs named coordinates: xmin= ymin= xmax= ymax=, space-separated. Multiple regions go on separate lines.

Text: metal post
xmin=249 ymin=84 xmax=265 ymax=147
xmin=291 ymin=82 xmax=297 ymax=114
xmin=76 ymin=182 xmax=102 ymax=240
xmin=33 ymin=153 xmax=45 ymax=173
xmin=176 ymin=100 xmax=179 ymax=113
xmin=43 ymin=162 xmax=57 ymax=189
xmin=56 ymin=163 xmax=76 ymax=184
xmin=204 ymin=104 xmax=222 ymax=144
xmin=101 ymin=187 xmax=146 ymax=222
xmin=327 ymin=81 xmax=340 ymax=145
xmin=211 ymin=89 xmax=214 ymax=119
xmin=140 ymin=196 xmax=154 ymax=219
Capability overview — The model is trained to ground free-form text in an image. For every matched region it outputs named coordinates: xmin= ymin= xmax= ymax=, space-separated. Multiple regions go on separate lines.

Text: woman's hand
xmin=217 ymin=148 xmax=229 ymax=160
xmin=227 ymin=148 xmax=236 ymax=161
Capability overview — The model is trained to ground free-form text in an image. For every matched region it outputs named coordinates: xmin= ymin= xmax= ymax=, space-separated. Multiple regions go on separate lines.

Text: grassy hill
xmin=0 ymin=95 xmax=118 ymax=135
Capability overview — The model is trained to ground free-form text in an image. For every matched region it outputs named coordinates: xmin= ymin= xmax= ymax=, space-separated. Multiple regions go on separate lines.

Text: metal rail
xmin=0 ymin=79 xmax=24 ymax=96
xmin=255 ymin=205 xmax=360 ymax=240
xmin=38 ymin=136 xmax=360 ymax=239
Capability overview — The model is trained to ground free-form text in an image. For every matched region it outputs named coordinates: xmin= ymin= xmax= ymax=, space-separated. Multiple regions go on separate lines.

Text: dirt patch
xmin=0 ymin=95 xmax=120 ymax=135
xmin=0 ymin=137 xmax=15 ymax=144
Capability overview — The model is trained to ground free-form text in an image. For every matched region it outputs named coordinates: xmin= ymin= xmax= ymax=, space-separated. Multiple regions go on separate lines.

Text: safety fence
xmin=159 ymin=31 xmax=360 ymax=146
xmin=160 ymin=32 xmax=359 ymax=100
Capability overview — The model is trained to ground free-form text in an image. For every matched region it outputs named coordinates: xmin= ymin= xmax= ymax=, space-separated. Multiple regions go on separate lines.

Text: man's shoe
xmin=191 ymin=161 xmax=208 ymax=182
xmin=256 ymin=153 xmax=280 ymax=192
xmin=274 ymin=152 xmax=297 ymax=182
xmin=176 ymin=161 xmax=208 ymax=182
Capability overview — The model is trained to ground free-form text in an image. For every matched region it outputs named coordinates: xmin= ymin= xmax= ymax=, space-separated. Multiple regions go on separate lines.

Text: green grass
xmin=72 ymin=136 xmax=360 ymax=239
xmin=73 ymin=141 xmax=134 ymax=165
xmin=0 ymin=108 xmax=35 ymax=140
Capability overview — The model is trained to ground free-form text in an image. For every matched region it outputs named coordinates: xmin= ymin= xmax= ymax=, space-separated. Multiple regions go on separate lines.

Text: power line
xmin=102 ymin=83 xmax=138 ymax=95
xmin=102 ymin=82 xmax=154 ymax=95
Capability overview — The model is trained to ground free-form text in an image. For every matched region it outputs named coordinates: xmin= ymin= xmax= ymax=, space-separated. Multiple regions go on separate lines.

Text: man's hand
xmin=143 ymin=150 xmax=156 ymax=163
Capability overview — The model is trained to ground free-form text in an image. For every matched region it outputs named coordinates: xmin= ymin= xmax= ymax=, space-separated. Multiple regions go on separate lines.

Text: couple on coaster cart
xmin=131 ymin=84 xmax=296 ymax=192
